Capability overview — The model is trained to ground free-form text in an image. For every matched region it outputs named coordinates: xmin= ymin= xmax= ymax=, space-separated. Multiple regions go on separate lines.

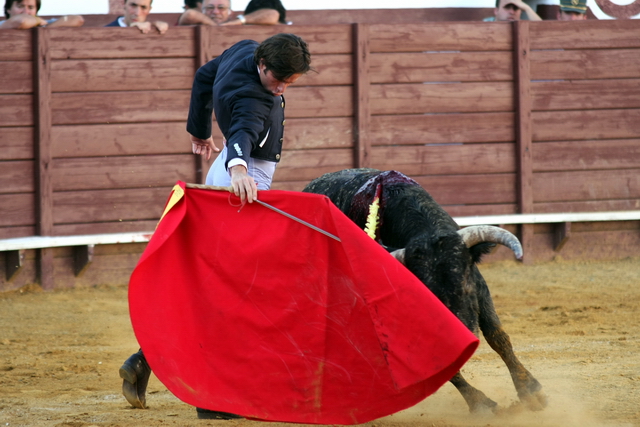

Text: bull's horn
xmin=457 ymin=225 xmax=523 ymax=260
xmin=390 ymin=248 xmax=406 ymax=264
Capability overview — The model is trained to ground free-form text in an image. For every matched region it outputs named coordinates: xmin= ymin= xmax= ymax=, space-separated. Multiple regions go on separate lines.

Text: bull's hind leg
xmin=449 ymin=372 xmax=498 ymax=413
xmin=477 ymin=282 xmax=547 ymax=410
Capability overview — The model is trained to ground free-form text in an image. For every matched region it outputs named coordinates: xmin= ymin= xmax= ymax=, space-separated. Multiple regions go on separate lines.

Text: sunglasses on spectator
xmin=204 ymin=5 xmax=229 ymax=11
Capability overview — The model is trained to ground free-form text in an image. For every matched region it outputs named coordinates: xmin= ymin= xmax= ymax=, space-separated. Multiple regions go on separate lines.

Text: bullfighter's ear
xmin=469 ymin=242 xmax=496 ymax=264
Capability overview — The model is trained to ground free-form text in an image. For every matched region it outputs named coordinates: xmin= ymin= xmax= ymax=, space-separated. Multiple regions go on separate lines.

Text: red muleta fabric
xmin=128 ymin=181 xmax=479 ymax=425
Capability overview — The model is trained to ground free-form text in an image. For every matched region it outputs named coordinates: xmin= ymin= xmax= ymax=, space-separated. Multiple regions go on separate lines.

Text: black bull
xmin=303 ymin=168 xmax=547 ymax=413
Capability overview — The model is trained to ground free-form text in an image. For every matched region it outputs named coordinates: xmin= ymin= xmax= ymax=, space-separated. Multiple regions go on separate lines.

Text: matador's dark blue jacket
xmin=187 ymin=40 xmax=285 ymax=168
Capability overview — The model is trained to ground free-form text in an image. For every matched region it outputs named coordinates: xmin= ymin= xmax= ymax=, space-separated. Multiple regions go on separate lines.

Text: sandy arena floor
xmin=1 ymin=257 xmax=639 ymax=427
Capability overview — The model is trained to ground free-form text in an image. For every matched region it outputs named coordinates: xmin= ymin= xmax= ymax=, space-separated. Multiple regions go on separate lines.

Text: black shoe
xmin=196 ymin=407 xmax=243 ymax=420
xmin=119 ymin=349 xmax=151 ymax=409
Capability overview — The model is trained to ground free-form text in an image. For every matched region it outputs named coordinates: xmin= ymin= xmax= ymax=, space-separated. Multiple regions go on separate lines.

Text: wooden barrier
xmin=0 ymin=20 xmax=639 ymax=291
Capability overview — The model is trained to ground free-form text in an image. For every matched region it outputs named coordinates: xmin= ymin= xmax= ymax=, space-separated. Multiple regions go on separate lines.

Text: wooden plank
xmin=413 ymin=173 xmax=517 ymax=205
xmin=54 ymin=220 xmax=159 ymax=236
xmin=513 ymin=21 xmax=533 ymax=216
xmin=532 ymin=79 xmax=640 ymax=111
xmin=0 ymin=30 xmax=32 ymax=61
xmin=370 ymin=82 xmax=513 ymax=115
xmin=51 ymin=58 xmax=195 ymax=92
xmin=0 ymin=61 xmax=32 ymax=94
xmin=53 ymin=187 xmax=173 ymax=223
xmin=49 ymin=117 xmax=353 ymax=157
xmin=444 ymin=204 xmax=518 ymax=218
xmin=533 ymin=139 xmax=640 ymax=172
xmin=530 ymin=20 xmax=640 ymax=50
xmin=370 ymin=112 xmax=515 ymax=145
xmin=51 ymin=91 xmax=190 ymax=125
xmin=531 ymin=49 xmax=640 ymax=81
xmin=533 ymin=169 xmax=640 ymax=203
xmin=353 ymin=23 xmax=371 ymax=168
xmin=275 ymin=149 xmax=354 ymax=181
xmin=0 ymin=95 xmax=34 ymax=126
xmin=0 ymin=127 xmax=33 ymax=160
xmin=48 ymin=27 xmax=197 ymax=59
xmin=52 ymin=155 xmax=195 ymax=191
xmin=0 ymin=161 xmax=34 ymax=194
xmin=0 ymin=226 xmax=36 ymax=240
xmin=532 ymin=109 xmax=640 ymax=141
xmin=51 ymin=122 xmax=189 ymax=157
xmin=370 ymin=51 xmax=513 ymax=84
xmin=533 ymin=199 xmax=640 ymax=213
xmin=369 ymin=22 xmax=513 ymax=53
xmin=369 ymin=143 xmax=516 ymax=176
xmin=285 ymin=117 xmax=353 ymax=150
xmin=270 ymin=180 xmax=309 ymax=192
xmin=0 ymin=193 xmax=35 ymax=227
xmin=201 ymin=25 xmax=353 ymax=56
xmin=300 ymin=54 xmax=353 ymax=86
xmin=284 ymin=86 xmax=353 ymax=118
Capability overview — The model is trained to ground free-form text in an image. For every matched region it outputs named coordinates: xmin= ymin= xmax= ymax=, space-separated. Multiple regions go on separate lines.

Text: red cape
xmin=129 ymin=182 xmax=478 ymax=424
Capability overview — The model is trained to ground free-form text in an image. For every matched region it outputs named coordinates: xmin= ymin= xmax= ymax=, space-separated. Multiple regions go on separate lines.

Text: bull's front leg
xmin=449 ymin=371 xmax=498 ymax=413
xmin=478 ymin=289 xmax=547 ymax=411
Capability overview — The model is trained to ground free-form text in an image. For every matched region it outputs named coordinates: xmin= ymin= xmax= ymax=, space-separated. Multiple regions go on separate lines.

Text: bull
xmin=303 ymin=168 xmax=547 ymax=413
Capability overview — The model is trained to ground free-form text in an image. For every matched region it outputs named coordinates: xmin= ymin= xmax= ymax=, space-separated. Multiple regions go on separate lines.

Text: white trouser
xmin=205 ymin=146 xmax=276 ymax=190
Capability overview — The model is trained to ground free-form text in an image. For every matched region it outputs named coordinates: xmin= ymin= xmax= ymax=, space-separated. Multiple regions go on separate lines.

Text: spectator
xmin=178 ymin=0 xmax=286 ymax=27
xmin=179 ymin=0 xmax=230 ymax=25
xmin=484 ymin=0 xmax=542 ymax=21
xmin=105 ymin=0 xmax=168 ymax=34
xmin=0 ymin=0 xmax=84 ymax=29
xmin=557 ymin=0 xmax=587 ymax=20
xmin=222 ymin=0 xmax=287 ymax=25
xmin=177 ymin=0 xmax=205 ymax=25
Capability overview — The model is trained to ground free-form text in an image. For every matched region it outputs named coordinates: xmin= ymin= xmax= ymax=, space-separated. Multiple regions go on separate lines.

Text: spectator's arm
xmin=220 ymin=8 xmax=280 ymax=26
xmin=178 ymin=9 xmax=217 ymax=26
xmin=511 ymin=0 xmax=542 ymax=20
xmin=47 ymin=15 xmax=85 ymax=27
xmin=0 ymin=14 xmax=46 ymax=29
xmin=152 ymin=20 xmax=169 ymax=34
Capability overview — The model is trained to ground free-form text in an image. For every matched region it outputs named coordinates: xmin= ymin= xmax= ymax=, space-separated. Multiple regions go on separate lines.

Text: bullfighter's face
xmin=258 ymin=61 xmax=302 ymax=97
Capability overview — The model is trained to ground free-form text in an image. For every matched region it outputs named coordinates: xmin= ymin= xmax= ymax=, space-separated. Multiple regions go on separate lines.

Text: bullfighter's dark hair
xmin=254 ymin=33 xmax=313 ymax=81
xmin=4 ymin=0 xmax=41 ymax=18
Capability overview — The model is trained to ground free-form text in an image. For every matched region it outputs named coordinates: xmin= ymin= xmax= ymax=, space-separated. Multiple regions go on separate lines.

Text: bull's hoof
xmin=467 ymin=395 xmax=499 ymax=414
xmin=520 ymin=390 xmax=548 ymax=411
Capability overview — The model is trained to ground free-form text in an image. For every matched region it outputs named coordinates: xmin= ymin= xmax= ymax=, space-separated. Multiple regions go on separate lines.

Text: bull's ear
xmin=469 ymin=242 xmax=496 ymax=264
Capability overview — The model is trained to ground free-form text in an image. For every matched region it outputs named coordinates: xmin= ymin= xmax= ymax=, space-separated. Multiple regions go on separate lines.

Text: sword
xmin=186 ymin=183 xmax=341 ymax=242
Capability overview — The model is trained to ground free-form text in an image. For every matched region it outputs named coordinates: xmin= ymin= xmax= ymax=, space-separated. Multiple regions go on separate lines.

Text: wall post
xmin=34 ymin=27 xmax=54 ymax=289
xmin=513 ymin=21 xmax=534 ymax=264
xmin=352 ymin=23 xmax=371 ymax=168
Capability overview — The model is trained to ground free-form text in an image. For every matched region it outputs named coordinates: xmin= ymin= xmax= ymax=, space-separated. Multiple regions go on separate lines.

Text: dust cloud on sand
xmin=1 ymin=257 xmax=639 ymax=427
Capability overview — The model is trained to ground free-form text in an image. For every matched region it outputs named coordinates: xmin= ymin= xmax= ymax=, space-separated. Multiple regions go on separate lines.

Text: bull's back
xmin=303 ymin=168 xmax=382 ymax=213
